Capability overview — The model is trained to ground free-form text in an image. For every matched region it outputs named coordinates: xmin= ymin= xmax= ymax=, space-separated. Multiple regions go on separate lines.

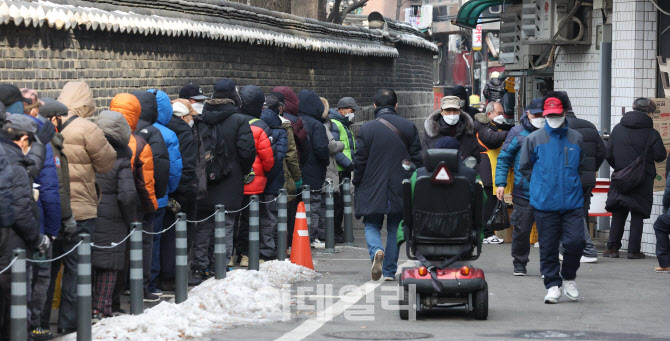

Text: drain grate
xmin=324 ymin=331 xmax=433 ymax=340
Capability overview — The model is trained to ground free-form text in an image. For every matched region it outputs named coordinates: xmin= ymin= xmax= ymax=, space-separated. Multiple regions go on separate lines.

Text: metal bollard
xmin=249 ymin=195 xmax=260 ymax=271
xmin=343 ymin=178 xmax=355 ymax=246
xmin=77 ymin=234 xmax=92 ymax=341
xmin=175 ymin=213 xmax=188 ymax=304
xmin=303 ymin=185 xmax=311 ymax=232
xmin=214 ymin=205 xmax=226 ymax=280
xmin=129 ymin=224 xmax=143 ymax=315
xmin=10 ymin=249 xmax=26 ymax=341
xmin=277 ymin=189 xmax=288 ymax=260
xmin=324 ymin=183 xmax=336 ymax=253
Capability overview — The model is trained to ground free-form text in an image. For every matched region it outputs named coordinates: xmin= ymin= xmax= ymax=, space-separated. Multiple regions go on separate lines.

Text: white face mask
xmin=188 ymin=120 xmax=195 ymax=128
xmin=191 ymin=102 xmax=204 ymax=115
xmin=492 ymin=115 xmax=505 ymax=125
xmin=459 ymin=100 xmax=466 ymax=108
xmin=545 ymin=116 xmax=565 ymax=129
xmin=443 ymin=114 xmax=460 ymax=125
xmin=345 ymin=113 xmax=355 ymax=122
xmin=530 ymin=117 xmax=545 ymax=129
xmin=402 ymin=163 xmax=411 ymax=171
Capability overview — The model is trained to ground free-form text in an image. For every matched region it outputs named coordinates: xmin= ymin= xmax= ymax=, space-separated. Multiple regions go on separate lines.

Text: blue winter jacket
xmin=260 ymin=108 xmax=288 ymax=195
xmin=494 ymin=116 xmax=537 ymax=201
xmin=519 ymin=120 xmax=585 ymax=212
xmin=151 ymin=90 xmax=182 ymax=208
xmin=328 ymin=109 xmax=356 ymax=170
xmin=32 ymin=117 xmax=61 ymax=237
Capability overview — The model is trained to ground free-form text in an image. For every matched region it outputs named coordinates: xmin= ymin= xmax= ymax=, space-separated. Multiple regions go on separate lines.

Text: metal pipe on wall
xmin=598 ymin=23 xmax=612 ymax=232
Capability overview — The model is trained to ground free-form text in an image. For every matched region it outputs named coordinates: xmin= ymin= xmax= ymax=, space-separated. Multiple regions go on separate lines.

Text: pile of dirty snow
xmin=64 ymin=260 xmax=317 ymax=340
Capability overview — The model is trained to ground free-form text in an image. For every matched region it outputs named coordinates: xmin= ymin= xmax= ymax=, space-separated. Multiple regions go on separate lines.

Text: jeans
xmin=534 ymin=209 xmax=586 ymax=289
xmin=653 ymin=212 xmax=670 ymax=268
xmin=608 ymin=208 xmax=644 ymax=253
xmin=510 ymin=198 xmax=535 ymax=268
xmin=364 ymin=213 xmax=402 ymax=278
xmin=149 ymin=207 xmax=166 ymax=291
xmin=59 ymin=219 xmax=95 ymax=331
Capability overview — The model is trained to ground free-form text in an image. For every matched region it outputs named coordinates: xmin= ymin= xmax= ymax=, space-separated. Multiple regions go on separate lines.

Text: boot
xmin=602 ymin=249 xmax=619 ymax=258
xmin=239 ymin=255 xmax=249 ymax=267
xmin=627 ymin=252 xmax=646 ymax=259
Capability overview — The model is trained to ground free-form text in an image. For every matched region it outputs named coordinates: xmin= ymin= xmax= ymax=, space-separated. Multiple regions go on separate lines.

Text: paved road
xmin=213 ymin=228 xmax=670 ymax=341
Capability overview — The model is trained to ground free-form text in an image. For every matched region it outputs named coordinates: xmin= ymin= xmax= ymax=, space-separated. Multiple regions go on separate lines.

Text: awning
xmin=452 ymin=0 xmax=509 ymax=29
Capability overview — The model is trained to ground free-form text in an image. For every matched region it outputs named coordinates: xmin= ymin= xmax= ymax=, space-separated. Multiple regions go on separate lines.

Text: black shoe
xmin=334 ymin=236 xmax=345 ymax=244
xmin=30 ymin=327 xmax=53 ymax=340
xmin=57 ymin=328 xmax=76 ymax=335
xmin=189 ymin=269 xmax=204 ymax=286
xmin=144 ymin=290 xmax=160 ymax=302
xmin=603 ymin=249 xmax=620 ymax=258
xmin=92 ymin=309 xmax=105 ymax=324
xmin=513 ymin=265 xmax=527 ymax=276
xmin=627 ymin=252 xmax=646 ymax=259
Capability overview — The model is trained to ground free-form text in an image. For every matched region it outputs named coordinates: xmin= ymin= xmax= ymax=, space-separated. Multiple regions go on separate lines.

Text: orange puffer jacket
xmin=110 ymin=93 xmax=157 ymax=212
xmin=244 ymin=118 xmax=275 ymax=195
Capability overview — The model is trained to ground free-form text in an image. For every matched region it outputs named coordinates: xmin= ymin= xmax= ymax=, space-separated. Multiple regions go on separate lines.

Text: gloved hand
xmin=244 ymin=171 xmax=256 ymax=185
xmin=34 ymin=234 xmax=51 ymax=255
xmin=295 ymin=178 xmax=303 ymax=191
xmin=62 ymin=215 xmax=77 ymax=237
xmin=168 ymin=197 xmax=182 ymax=213
xmin=346 ymin=163 xmax=355 ymax=172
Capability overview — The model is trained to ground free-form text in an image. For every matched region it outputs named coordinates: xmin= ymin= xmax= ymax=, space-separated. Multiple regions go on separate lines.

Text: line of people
xmin=0 ymin=80 xmax=360 ymax=339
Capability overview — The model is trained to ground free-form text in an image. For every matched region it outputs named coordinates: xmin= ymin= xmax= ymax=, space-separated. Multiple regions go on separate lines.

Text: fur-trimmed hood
xmin=424 ymin=109 xmax=474 ymax=138
xmin=474 ymin=113 xmax=491 ymax=125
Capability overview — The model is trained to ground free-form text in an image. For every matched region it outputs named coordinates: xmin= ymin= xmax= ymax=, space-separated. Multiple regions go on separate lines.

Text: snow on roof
xmin=62 ymin=261 xmax=318 ymax=341
xmin=0 ymin=0 xmax=437 ymax=56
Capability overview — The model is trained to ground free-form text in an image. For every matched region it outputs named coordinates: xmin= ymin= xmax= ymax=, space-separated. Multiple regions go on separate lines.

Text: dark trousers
xmin=42 ymin=237 xmax=64 ymax=328
xmin=510 ymin=198 xmax=535 ymax=267
xmin=608 ymin=208 xmax=644 ymax=253
xmin=287 ymin=199 xmax=298 ymax=248
xmin=160 ymin=201 xmax=196 ymax=282
xmin=236 ymin=194 xmax=277 ymax=259
xmin=30 ymin=246 xmax=51 ymax=329
xmin=141 ymin=213 xmax=154 ymax=290
xmin=534 ymin=208 xmax=586 ymax=289
xmin=149 ymin=207 xmax=166 ymax=291
xmin=192 ymin=202 xmax=238 ymax=270
xmin=653 ymin=212 xmax=670 ymax=268
xmin=93 ymin=270 xmax=118 ymax=316
xmin=482 ymin=186 xmax=497 ymax=237
xmin=334 ymin=170 xmax=351 ymax=240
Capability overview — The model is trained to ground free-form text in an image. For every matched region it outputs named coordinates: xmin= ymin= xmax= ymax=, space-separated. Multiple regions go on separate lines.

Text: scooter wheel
xmin=399 ymin=286 xmax=409 ymax=320
xmin=472 ymin=283 xmax=488 ymax=320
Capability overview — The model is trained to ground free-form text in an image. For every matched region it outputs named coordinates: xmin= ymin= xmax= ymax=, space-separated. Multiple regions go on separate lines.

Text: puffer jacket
xmin=57 ymin=81 xmax=116 ymax=221
xmin=324 ymin=117 xmax=344 ymax=193
xmin=50 ymin=131 xmax=73 ymax=225
xmin=297 ymin=90 xmax=330 ymax=189
xmin=240 ymin=85 xmax=275 ymax=195
xmin=109 ymin=94 xmax=157 ymax=213
xmin=272 ymin=86 xmax=310 ymax=164
xmin=495 ymin=115 xmax=538 ymax=201
xmin=566 ymin=111 xmax=606 ymax=188
xmin=30 ymin=116 xmax=61 ymax=237
xmin=93 ymin=111 xmax=137 ymax=271
xmin=191 ymin=114 xmax=208 ymax=200
xmin=281 ymin=116 xmax=302 ymax=201
xmin=328 ymin=109 xmax=356 ymax=171
xmin=132 ymin=90 xmax=170 ymax=199
xmin=483 ymin=78 xmax=506 ymax=102
xmin=422 ymin=109 xmax=479 ymax=164
xmin=151 ymin=90 xmax=182 ymax=208
xmin=261 ymin=108 xmax=288 ymax=196
xmin=473 ymin=113 xmax=510 ymax=187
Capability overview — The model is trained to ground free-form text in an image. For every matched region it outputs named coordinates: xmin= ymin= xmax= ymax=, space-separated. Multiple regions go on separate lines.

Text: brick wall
xmin=0 ymin=24 xmax=434 ymax=129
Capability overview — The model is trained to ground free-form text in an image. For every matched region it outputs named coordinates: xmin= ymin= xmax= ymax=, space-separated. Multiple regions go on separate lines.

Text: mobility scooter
xmin=398 ymin=149 xmax=488 ymax=320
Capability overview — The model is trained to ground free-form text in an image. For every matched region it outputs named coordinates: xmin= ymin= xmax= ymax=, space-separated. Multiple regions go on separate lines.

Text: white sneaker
xmin=371 ymin=250 xmax=384 ymax=281
xmin=544 ymin=286 xmax=562 ymax=304
xmin=311 ymin=238 xmax=325 ymax=249
xmin=383 ymin=276 xmax=395 ymax=281
xmin=580 ymin=256 xmax=598 ymax=263
xmin=483 ymin=235 xmax=504 ymax=244
xmin=563 ymin=280 xmax=579 ymax=301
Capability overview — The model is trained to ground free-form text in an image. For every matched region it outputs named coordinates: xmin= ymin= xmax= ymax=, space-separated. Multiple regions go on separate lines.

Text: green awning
xmin=453 ymin=0 xmax=508 ymax=29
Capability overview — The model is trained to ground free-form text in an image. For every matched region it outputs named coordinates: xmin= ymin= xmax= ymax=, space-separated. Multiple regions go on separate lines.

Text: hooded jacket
xmin=109 ymin=94 xmax=157 ymax=213
xmin=200 ymin=98 xmax=255 ymax=210
xmin=151 ymin=90 xmax=183 ymax=208
xmin=483 ymin=78 xmax=506 ymax=103
xmin=520 ymin=119 xmax=585 ymax=212
xmin=150 ymin=88 xmax=197 ymax=201
xmin=473 ymin=113 xmax=510 ymax=187
xmin=422 ymin=109 xmax=479 ymax=164
xmin=240 ymin=85 xmax=275 ymax=195
xmin=272 ymin=86 xmax=310 ymax=165
xmin=280 ymin=116 xmax=302 ymax=201
xmin=324 ymin=117 xmax=344 ymax=193
xmin=297 ymin=90 xmax=330 ymax=189
xmin=261 ymin=108 xmax=288 ymax=196
xmin=605 ymin=111 xmax=667 ymax=217
xmin=565 ymin=111 xmax=606 ymax=188
xmin=31 ymin=116 xmax=61 ymax=237
xmin=93 ymin=111 xmax=137 ymax=271
xmin=328 ymin=109 xmax=356 ymax=171
xmin=50 ymin=131 xmax=72 ymax=225
xmin=57 ymin=81 xmax=116 ymax=221
xmin=450 ymin=85 xmax=479 ymax=119
xmin=132 ymin=90 xmax=170 ymax=199
xmin=495 ymin=115 xmax=538 ymax=201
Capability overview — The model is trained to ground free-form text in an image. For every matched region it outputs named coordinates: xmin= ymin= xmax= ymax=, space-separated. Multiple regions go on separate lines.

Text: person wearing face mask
xmin=422 ymin=96 xmax=479 ymax=165
xmin=179 ymin=83 xmax=208 ymax=115
xmin=605 ymin=98 xmax=667 ymax=260
xmin=495 ymin=98 xmax=544 ymax=276
xmin=450 ymin=85 xmax=480 ymax=119
xmin=328 ymin=97 xmax=359 ymax=243
xmin=473 ymin=101 xmax=512 ymax=244
xmin=519 ymin=93 xmax=587 ymax=304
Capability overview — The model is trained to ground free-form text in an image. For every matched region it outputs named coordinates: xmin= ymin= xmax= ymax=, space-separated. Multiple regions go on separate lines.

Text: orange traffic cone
xmin=290 ymin=202 xmax=314 ymax=270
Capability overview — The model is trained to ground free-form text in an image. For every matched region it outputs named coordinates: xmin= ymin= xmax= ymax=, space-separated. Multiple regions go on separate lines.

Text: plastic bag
xmin=486 ymin=198 xmax=510 ymax=231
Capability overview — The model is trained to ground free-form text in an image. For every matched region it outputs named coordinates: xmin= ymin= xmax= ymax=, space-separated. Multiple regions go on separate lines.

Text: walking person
xmin=604 ymin=98 xmax=666 ymax=259
xmin=354 ymin=88 xmax=423 ymax=281
xmin=519 ymin=93 xmax=587 ymax=304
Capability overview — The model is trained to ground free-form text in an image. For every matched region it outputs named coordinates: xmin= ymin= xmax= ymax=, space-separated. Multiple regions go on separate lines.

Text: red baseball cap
xmin=543 ymin=97 xmax=564 ymax=116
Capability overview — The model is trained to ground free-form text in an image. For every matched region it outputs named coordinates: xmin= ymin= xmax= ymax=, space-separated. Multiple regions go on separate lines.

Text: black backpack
xmin=202 ymin=123 xmax=232 ymax=184
xmin=611 ymin=135 xmax=652 ymax=193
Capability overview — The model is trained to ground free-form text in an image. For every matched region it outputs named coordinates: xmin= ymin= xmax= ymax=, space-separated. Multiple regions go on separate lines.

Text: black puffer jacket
xmin=200 ymin=99 xmax=256 ymax=211
xmin=450 ymin=85 xmax=479 ymax=119
xmin=566 ymin=111 xmax=606 ymax=188
xmin=297 ymin=90 xmax=330 ymax=189
xmin=0 ymin=137 xmax=40 ymax=268
xmin=472 ymin=113 xmax=510 ymax=187
xmin=483 ymin=78 xmax=506 ymax=102
xmin=167 ymin=114 xmax=198 ymax=201
xmin=132 ymin=90 xmax=170 ymax=199
xmin=353 ymin=106 xmax=423 ymax=218
xmin=192 ymin=115 xmax=207 ymax=200
xmin=606 ymin=111 xmax=667 ymax=217
xmin=422 ymin=109 xmax=480 ymax=164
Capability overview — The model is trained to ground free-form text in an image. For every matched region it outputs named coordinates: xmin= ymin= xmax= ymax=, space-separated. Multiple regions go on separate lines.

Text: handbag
xmin=611 ymin=135 xmax=652 ymax=193
xmin=486 ymin=198 xmax=510 ymax=231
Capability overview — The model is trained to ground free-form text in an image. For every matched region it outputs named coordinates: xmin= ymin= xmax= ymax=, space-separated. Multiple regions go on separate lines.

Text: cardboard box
xmin=652 ymin=98 xmax=670 ymax=192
